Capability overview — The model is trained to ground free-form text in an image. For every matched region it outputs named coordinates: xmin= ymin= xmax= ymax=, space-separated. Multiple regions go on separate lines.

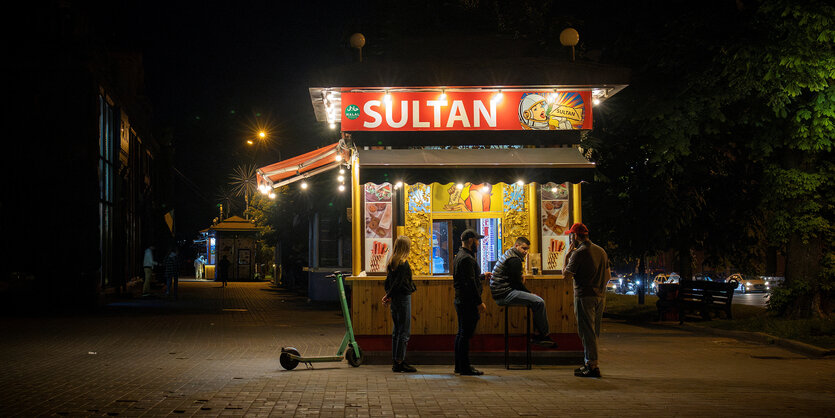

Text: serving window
xmin=431 ymin=218 xmax=502 ymax=275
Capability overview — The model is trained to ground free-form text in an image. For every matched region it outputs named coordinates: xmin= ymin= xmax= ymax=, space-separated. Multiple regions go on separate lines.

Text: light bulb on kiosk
xmin=339 ymin=169 xmax=345 ymax=175
xmin=335 ymin=154 xmax=342 ymax=162
xmin=456 ymin=183 xmax=464 ymax=190
xmin=301 ymin=181 xmax=308 ymax=190
xmin=268 ymin=192 xmax=276 ymax=199
xmin=492 ymin=91 xmax=503 ymax=103
xmin=481 ymin=185 xmax=490 ymax=193
xmin=338 ymin=184 xmax=345 ymax=192
xmin=338 ymin=175 xmax=345 ymax=182
xmin=516 ymin=180 xmax=524 ymax=186
xmin=384 ymin=91 xmax=392 ymax=104
xmin=395 ymin=181 xmax=403 ymax=189
xmin=439 ymin=90 xmax=446 ymax=100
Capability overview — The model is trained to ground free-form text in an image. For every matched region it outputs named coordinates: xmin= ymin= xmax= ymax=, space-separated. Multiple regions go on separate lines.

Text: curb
xmin=679 ymin=324 xmax=835 ymax=358
xmin=604 ymin=313 xmax=834 ymax=358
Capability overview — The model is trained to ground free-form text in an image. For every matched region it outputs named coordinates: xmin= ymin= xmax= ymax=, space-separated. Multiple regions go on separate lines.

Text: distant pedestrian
xmin=217 ymin=255 xmax=231 ymax=287
xmin=563 ymin=223 xmax=610 ymax=378
xmin=194 ymin=255 xmax=205 ymax=279
xmin=142 ymin=245 xmax=157 ymax=297
xmin=490 ymin=237 xmax=557 ymax=348
xmin=382 ymin=236 xmax=417 ymax=373
xmin=163 ymin=248 xmax=179 ymax=299
xmin=452 ymin=229 xmax=489 ymax=376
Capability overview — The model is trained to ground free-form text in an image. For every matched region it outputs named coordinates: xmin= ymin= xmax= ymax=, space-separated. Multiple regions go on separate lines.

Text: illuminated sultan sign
xmin=340 ymin=91 xmax=592 ymax=131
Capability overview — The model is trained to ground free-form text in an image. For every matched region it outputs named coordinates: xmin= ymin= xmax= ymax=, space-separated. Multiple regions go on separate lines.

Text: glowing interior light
xmin=247 ymin=139 xmax=254 ymax=145
xmin=338 ymin=184 xmax=346 ymax=192
xmin=456 ymin=183 xmax=464 ymax=190
xmin=338 ymin=175 xmax=345 ymax=182
xmin=259 ymin=185 xmax=269 ymax=195
xmin=551 ymin=187 xmax=558 ymax=193
xmin=259 ymin=131 xmax=266 ymax=138
xmin=339 ymin=169 xmax=345 ymax=175
xmin=516 ymin=180 xmax=524 ymax=186
xmin=335 ymin=154 xmax=342 ymax=162
xmin=329 ymin=122 xmax=336 ymax=129
xmin=481 ymin=185 xmax=490 ymax=193
xmin=593 ymin=98 xmax=601 ymax=105
xmin=491 ymin=91 xmax=503 ymax=103
xmin=395 ymin=181 xmax=403 ymax=189
xmin=268 ymin=192 xmax=276 ymax=199
xmin=301 ymin=182 xmax=308 ymax=190
xmin=439 ymin=90 xmax=446 ymax=100
xmin=383 ymin=91 xmax=392 ymax=103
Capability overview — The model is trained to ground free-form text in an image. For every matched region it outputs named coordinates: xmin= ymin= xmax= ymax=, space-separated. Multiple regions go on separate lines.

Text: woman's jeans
xmin=390 ymin=294 xmax=411 ymax=363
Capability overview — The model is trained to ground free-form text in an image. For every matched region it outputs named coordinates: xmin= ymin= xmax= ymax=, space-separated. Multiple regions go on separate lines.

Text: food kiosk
xmin=258 ymin=60 xmax=628 ymax=362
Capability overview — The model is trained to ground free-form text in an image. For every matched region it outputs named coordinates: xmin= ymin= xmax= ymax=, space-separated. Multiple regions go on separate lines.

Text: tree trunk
xmin=677 ymin=243 xmax=694 ymax=281
xmin=784 ymin=234 xmax=824 ymax=318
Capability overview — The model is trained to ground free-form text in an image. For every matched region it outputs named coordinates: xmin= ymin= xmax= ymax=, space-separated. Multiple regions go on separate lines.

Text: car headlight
xmin=746 ymin=282 xmax=751 ymax=287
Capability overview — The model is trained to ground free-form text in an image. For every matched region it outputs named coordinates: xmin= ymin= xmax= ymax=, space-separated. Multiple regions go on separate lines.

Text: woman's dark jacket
xmin=384 ymin=260 xmax=417 ymax=298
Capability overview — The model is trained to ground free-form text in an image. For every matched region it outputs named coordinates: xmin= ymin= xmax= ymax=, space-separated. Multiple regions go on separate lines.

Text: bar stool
xmin=503 ymin=305 xmax=532 ymax=370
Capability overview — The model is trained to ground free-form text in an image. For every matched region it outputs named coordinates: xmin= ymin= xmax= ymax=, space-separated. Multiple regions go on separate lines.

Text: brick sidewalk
xmin=0 ymin=281 xmax=833 ymax=417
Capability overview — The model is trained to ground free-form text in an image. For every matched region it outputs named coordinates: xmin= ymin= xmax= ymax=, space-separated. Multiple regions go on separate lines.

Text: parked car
xmin=649 ymin=272 xmax=680 ymax=295
xmin=606 ymin=279 xmax=620 ymax=293
xmin=693 ymin=272 xmax=722 ymax=282
xmin=727 ymin=273 xmax=769 ymax=293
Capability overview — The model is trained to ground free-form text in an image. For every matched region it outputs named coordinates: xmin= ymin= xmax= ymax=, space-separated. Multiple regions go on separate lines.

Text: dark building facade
xmin=2 ymin=2 xmax=172 ymax=309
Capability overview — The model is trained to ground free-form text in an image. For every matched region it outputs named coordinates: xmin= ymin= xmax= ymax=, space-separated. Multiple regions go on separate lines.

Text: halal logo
xmin=344 ymin=104 xmax=360 ymax=120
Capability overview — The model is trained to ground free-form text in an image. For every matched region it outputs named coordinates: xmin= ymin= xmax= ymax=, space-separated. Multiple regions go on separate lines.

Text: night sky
xmin=92 ymin=1 xmax=626 ymax=240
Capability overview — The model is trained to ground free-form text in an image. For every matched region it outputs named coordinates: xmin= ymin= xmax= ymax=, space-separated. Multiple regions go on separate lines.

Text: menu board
xmin=364 ymin=183 xmax=393 ymax=273
xmin=541 ymin=182 xmax=570 ymax=271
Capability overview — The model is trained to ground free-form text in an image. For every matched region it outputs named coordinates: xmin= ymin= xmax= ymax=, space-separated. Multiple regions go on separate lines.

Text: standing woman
xmin=382 ymin=236 xmax=418 ymax=373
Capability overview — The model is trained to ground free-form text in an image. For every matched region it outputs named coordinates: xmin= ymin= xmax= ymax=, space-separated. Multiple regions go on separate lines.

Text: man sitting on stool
xmin=490 ymin=237 xmax=557 ymax=348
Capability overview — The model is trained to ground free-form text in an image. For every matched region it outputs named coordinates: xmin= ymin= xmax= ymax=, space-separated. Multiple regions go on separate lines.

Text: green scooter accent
xmin=280 ymin=271 xmax=363 ymax=369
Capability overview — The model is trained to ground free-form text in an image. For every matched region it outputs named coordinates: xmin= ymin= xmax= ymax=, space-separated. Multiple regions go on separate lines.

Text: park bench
xmin=656 ymin=280 xmax=736 ymax=323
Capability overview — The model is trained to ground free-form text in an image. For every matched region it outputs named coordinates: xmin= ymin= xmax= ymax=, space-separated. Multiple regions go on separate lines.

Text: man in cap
xmin=452 ymin=229 xmax=490 ymax=375
xmin=563 ymin=223 xmax=610 ymax=378
xmin=490 ymin=236 xmax=557 ymax=347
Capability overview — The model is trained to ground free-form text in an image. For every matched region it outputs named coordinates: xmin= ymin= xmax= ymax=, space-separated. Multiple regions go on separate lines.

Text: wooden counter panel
xmin=351 ymin=279 xmax=577 ymax=335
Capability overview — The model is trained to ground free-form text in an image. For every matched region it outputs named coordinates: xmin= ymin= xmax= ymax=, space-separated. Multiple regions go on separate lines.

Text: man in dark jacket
xmin=490 ymin=237 xmax=557 ymax=347
xmin=452 ymin=229 xmax=489 ymax=376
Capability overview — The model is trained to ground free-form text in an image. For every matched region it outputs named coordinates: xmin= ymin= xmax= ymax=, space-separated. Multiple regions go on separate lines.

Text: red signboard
xmin=340 ymin=90 xmax=592 ymax=131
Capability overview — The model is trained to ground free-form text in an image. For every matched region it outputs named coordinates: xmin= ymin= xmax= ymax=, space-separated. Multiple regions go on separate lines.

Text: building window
xmin=99 ymin=94 xmax=115 ymax=286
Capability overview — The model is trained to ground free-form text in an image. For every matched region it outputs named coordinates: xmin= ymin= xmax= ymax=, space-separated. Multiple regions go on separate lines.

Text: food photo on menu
xmin=541 ymin=200 xmax=570 ymax=235
xmin=365 ymin=202 xmax=392 ymax=238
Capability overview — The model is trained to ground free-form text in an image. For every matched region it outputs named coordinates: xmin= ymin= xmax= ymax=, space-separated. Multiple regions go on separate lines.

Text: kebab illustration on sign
xmin=443 ymin=183 xmax=493 ymax=212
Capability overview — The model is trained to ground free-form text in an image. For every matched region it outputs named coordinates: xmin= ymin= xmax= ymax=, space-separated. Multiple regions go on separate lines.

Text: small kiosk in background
xmin=258 ymin=58 xmax=628 ymax=362
xmin=197 ymin=216 xmax=260 ymax=281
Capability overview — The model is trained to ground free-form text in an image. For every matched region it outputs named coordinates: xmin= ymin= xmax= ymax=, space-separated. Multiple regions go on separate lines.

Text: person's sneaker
xmin=459 ymin=367 xmax=484 ymax=376
xmin=393 ymin=361 xmax=417 ymax=373
xmin=531 ymin=335 xmax=558 ymax=348
xmin=574 ymin=364 xmax=601 ymax=378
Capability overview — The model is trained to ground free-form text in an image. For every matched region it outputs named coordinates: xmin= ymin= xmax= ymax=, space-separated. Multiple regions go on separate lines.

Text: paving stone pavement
xmin=0 ymin=281 xmax=833 ymax=417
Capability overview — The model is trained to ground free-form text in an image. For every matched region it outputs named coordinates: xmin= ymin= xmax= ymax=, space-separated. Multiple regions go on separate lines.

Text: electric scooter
xmin=279 ymin=271 xmax=363 ymax=369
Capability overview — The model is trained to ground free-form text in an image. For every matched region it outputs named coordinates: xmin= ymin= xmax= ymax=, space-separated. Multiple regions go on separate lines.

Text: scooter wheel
xmin=345 ymin=344 xmax=362 ymax=367
xmin=280 ymin=348 xmax=301 ymax=370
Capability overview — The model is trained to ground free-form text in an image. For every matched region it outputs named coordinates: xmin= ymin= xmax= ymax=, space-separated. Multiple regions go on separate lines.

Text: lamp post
xmin=559 ymin=28 xmax=579 ymax=62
